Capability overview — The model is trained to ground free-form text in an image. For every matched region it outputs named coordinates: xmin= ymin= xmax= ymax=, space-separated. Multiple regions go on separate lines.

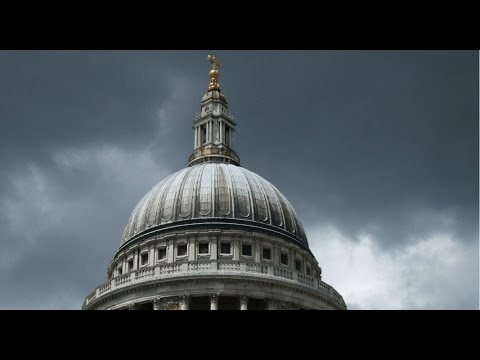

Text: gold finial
xmin=207 ymin=54 xmax=221 ymax=91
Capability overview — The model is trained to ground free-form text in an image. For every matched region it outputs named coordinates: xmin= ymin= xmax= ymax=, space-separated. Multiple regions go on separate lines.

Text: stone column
xmin=289 ymin=248 xmax=295 ymax=271
xmin=188 ymin=237 xmax=196 ymax=261
xmin=210 ymin=294 xmax=218 ymax=310
xmin=179 ymin=295 xmax=190 ymax=310
xmin=254 ymin=240 xmax=261 ymax=263
xmin=220 ymin=121 xmax=224 ymax=143
xmin=232 ymin=239 xmax=240 ymax=261
xmin=210 ymin=236 xmax=218 ymax=261
xmin=167 ymin=240 xmax=174 ymax=263
xmin=153 ymin=298 xmax=161 ymax=310
xmin=266 ymin=298 xmax=277 ymax=310
xmin=149 ymin=245 xmax=155 ymax=267
xmin=194 ymin=126 xmax=197 ymax=148
xmin=274 ymin=245 xmax=280 ymax=266
xmin=240 ymin=295 xmax=248 ymax=310
xmin=133 ymin=250 xmax=139 ymax=271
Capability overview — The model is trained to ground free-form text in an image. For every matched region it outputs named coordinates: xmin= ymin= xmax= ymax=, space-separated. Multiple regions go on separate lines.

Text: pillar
xmin=210 ymin=236 xmax=217 ymax=261
xmin=126 ymin=303 xmax=135 ymax=310
xmin=149 ymin=245 xmax=155 ymax=267
xmin=188 ymin=238 xmax=196 ymax=261
xmin=254 ymin=240 xmax=261 ymax=263
xmin=179 ymin=295 xmax=190 ymax=310
xmin=153 ymin=298 xmax=162 ymax=310
xmin=240 ymin=295 xmax=248 ymax=310
xmin=274 ymin=245 xmax=279 ymax=266
xmin=220 ymin=121 xmax=224 ymax=143
xmin=167 ymin=240 xmax=174 ymax=263
xmin=210 ymin=294 xmax=218 ymax=310
xmin=133 ymin=251 xmax=139 ymax=271
xmin=232 ymin=239 xmax=240 ymax=261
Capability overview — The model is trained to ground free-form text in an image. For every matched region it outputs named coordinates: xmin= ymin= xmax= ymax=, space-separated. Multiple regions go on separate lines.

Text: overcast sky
xmin=0 ymin=50 xmax=477 ymax=309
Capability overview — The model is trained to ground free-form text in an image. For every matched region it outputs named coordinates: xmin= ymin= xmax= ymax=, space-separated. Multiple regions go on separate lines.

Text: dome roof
xmin=121 ymin=163 xmax=308 ymax=249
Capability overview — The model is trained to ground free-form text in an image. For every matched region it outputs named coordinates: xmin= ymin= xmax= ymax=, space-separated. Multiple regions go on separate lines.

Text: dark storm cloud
xmin=224 ymin=51 xmax=478 ymax=248
xmin=0 ymin=50 xmax=477 ymax=309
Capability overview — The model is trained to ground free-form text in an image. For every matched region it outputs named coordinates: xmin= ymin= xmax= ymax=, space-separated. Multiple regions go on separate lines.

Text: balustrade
xmin=83 ymin=259 xmax=342 ymax=308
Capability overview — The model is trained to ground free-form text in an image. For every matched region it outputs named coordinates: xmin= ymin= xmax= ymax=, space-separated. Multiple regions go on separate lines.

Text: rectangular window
xmin=306 ymin=266 xmax=311 ymax=276
xmin=295 ymin=259 xmax=302 ymax=272
xmin=177 ymin=244 xmax=187 ymax=257
xmin=201 ymin=125 xmax=207 ymax=144
xmin=220 ymin=242 xmax=231 ymax=254
xmin=141 ymin=253 xmax=149 ymax=266
xmin=225 ymin=126 xmax=230 ymax=146
xmin=127 ymin=259 xmax=134 ymax=271
xmin=280 ymin=253 xmax=288 ymax=266
xmin=117 ymin=266 xmax=123 ymax=276
xmin=158 ymin=247 xmax=167 ymax=260
xmin=199 ymin=242 xmax=209 ymax=254
xmin=242 ymin=244 xmax=252 ymax=256
xmin=262 ymin=247 xmax=271 ymax=260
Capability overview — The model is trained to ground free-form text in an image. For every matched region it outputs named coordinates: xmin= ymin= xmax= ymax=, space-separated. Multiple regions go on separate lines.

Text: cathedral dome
xmin=82 ymin=53 xmax=346 ymax=311
xmin=121 ymin=163 xmax=309 ymax=250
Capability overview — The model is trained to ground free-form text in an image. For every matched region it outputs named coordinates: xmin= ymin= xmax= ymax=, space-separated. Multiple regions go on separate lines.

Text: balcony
xmin=83 ymin=259 xmax=346 ymax=309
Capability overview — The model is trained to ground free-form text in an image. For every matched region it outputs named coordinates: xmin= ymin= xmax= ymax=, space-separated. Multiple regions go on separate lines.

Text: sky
xmin=0 ymin=50 xmax=477 ymax=310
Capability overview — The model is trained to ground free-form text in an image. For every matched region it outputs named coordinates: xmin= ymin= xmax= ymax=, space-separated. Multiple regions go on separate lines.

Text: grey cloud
xmin=0 ymin=50 xmax=477 ymax=309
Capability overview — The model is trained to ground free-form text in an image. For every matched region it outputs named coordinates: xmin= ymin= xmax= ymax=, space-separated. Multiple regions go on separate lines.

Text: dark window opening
xmin=281 ymin=253 xmax=288 ymax=265
xmin=199 ymin=242 xmax=209 ymax=254
xmin=242 ymin=244 xmax=252 ymax=256
xmin=306 ymin=266 xmax=311 ymax=276
xmin=225 ymin=126 xmax=230 ymax=146
xmin=190 ymin=296 xmax=210 ymax=310
xmin=262 ymin=247 xmax=271 ymax=260
xmin=201 ymin=125 xmax=207 ymax=144
xmin=295 ymin=259 xmax=302 ymax=272
xmin=127 ymin=259 xmax=134 ymax=271
xmin=141 ymin=253 xmax=149 ymax=266
xmin=220 ymin=242 xmax=231 ymax=254
xmin=117 ymin=267 xmax=123 ymax=276
xmin=158 ymin=248 xmax=167 ymax=260
xmin=177 ymin=244 xmax=187 ymax=256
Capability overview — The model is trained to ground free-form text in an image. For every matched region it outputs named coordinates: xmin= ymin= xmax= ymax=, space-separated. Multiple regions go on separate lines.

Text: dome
xmin=83 ymin=54 xmax=347 ymax=311
xmin=121 ymin=162 xmax=308 ymax=249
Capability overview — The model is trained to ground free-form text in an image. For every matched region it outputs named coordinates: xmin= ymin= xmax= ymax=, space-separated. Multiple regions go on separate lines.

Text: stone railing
xmin=273 ymin=266 xmax=293 ymax=280
xmin=83 ymin=259 xmax=343 ymax=308
xmin=136 ymin=267 xmax=155 ymax=280
xmin=98 ymin=280 xmax=112 ymax=295
xmin=86 ymin=288 xmax=97 ymax=303
xmin=246 ymin=263 xmax=269 ymax=274
xmin=297 ymin=273 xmax=314 ymax=287
xmin=218 ymin=260 xmax=241 ymax=272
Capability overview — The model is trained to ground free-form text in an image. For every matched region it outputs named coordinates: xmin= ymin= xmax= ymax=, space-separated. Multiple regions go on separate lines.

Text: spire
xmin=188 ymin=54 xmax=240 ymax=167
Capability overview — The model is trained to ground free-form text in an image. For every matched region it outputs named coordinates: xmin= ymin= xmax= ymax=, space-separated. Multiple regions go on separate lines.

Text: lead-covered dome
xmin=121 ymin=163 xmax=308 ymax=249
